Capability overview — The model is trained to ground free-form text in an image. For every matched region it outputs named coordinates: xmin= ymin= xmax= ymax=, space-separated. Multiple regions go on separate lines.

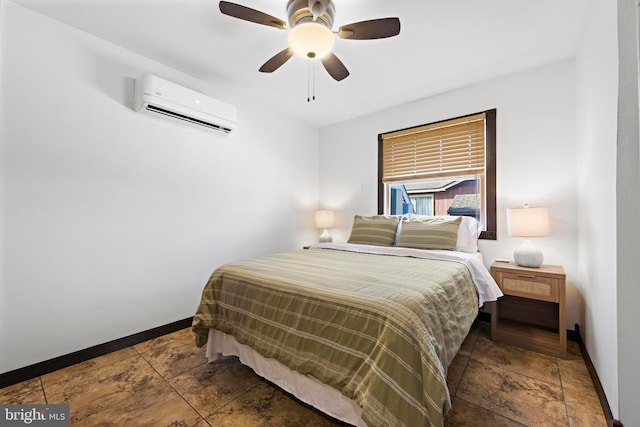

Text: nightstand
xmin=490 ymin=261 xmax=566 ymax=358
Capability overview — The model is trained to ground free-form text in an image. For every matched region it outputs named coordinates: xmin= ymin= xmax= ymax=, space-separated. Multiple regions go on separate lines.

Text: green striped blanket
xmin=192 ymin=247 xmax=479 ymax=427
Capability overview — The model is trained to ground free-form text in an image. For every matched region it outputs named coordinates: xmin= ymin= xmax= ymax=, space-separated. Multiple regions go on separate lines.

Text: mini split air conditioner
xmin=133 ymin=74 xmax=236 ymax=134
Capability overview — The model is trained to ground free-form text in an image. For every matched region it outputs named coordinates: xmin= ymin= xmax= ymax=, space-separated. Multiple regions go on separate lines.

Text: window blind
xmin=381 ymin=112 xmax=486 ymax=182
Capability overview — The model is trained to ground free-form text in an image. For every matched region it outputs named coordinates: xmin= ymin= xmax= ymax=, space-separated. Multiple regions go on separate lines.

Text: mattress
xmin=193 ymin=243 xmax=501 ymax=427
xmin=206 ymin=328 xmax=367 ymax=426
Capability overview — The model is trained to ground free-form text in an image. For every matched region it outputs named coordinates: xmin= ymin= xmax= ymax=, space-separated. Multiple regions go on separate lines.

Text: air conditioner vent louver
xmin=133 ymin=74 xmax=236 ymax=134
xmin=145 ymin=105 xmax=233 ymax=133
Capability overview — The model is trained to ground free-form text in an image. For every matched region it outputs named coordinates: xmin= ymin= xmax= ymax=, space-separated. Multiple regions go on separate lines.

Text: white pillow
xmin=405 ymin=215 xmax=482 ymax=253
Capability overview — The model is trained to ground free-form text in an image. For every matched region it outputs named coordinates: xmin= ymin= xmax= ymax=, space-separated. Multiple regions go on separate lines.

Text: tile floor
xmin=0 ymin=322 xmax=607 ymax=426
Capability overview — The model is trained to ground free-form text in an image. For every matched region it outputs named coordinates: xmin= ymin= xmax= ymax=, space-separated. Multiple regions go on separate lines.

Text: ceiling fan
xmin=219 ymin=0 xmax=401 ymax=81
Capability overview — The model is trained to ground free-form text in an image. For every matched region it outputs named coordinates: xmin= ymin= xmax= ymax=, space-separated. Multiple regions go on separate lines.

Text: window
xmin=378 ymin=109 xmax=496 ymax=239
xmin=411 ymin=194 xmax=434 ymax=216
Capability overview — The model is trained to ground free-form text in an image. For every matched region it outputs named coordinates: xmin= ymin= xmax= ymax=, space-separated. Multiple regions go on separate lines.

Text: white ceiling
xmin=11 ymin=0 xmax=587 ymax=127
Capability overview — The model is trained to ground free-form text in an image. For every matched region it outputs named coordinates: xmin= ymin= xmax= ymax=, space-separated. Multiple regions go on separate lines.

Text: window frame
xmin=377 ymin=109 xmax=497 ymax=240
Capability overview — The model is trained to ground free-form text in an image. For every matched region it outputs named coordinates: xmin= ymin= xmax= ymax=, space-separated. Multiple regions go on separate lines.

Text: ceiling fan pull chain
xmin=307 ymin=60 xmax=311 ymax=102
xmin=307 ymin=60 xmax=317 ymax=102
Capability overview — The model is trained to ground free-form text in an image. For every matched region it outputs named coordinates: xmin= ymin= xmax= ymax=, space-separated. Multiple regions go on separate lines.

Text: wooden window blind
xmin=381 ymin=112 xmax=486 ymax=182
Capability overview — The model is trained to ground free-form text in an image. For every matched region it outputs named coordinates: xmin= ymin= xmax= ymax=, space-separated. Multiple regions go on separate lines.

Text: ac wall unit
xmin=133 ymin=74 xmax=236 ymax=134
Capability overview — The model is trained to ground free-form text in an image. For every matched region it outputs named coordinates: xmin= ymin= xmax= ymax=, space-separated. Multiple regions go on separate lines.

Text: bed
xmin=192 ymin=216 xmax=502 ymax=427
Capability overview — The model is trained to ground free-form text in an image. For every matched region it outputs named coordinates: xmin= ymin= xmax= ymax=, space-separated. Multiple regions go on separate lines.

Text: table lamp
xmin=315 ymin=209 xmax=335 ymax=243
xmin=506 ymin=205 xmax=549 ymax=268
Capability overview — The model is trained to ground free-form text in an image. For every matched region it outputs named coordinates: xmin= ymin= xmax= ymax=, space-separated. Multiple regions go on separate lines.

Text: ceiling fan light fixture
xmin=288 ymin=22 xmax=335 ymax=60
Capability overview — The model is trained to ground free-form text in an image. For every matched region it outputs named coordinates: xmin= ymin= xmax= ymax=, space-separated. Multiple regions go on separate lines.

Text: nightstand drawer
xmin=496 ymin=271 xmax=559 ymax=303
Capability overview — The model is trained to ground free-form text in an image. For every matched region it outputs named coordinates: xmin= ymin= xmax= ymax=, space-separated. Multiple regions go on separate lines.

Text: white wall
xmin=0 ymin=1 xmax=319 ymax=373
xmin=319 ymin=59 xmax=579 ymax=328
xmin=575 ymin=0 xmax=619 ymax=419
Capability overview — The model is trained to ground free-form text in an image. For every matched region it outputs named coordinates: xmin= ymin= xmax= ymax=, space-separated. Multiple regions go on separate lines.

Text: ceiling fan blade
xmin=321 ymin=53 xmax=350 ymax=81
xmin=259 ymin=48 xmax=294 ymax=73
xmin=219 ymin=1 xmax=286 ymax=29
xmin=338 ymin=17 xmax=401 ymax=40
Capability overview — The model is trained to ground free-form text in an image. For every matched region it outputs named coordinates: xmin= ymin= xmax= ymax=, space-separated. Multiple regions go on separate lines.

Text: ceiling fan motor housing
xmin=287 ymin=0 xmax=335 ymax=29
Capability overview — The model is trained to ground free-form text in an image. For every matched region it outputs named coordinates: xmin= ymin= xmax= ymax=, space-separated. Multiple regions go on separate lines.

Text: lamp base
xmin=319 ymin=228 xmax=332 ymax=243
xmin=513 ymin=239 xmax=543 ymax=268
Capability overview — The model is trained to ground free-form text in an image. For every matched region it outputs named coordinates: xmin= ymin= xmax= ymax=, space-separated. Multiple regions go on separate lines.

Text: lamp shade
xmin=507 ymin=206 xmax=550 ymax=237
xmin=315 ymin=210 xmax=335 ymax=229
xmin=288 ymin=22 xmax=335 ymax=60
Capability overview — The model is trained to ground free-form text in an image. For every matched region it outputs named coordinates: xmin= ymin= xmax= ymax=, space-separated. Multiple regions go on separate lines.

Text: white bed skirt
xmin=206 ymin=328 xmax=367 ymax=427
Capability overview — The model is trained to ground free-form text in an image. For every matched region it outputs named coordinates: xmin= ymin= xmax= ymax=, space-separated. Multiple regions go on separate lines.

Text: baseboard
xmin=573 ymin=324 xmax=624 ymax=427
xmin=477 ymin=310 xmax=491 ymax=323
xmin=0 ymin=317 xmax=193 ymax=390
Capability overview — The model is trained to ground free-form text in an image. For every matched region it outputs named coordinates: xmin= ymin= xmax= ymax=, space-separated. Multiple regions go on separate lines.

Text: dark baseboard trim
xmin=573 ymin=324 xmax=623 ymax=427
xmin=0 ymin=317 xmax=193 ymax=390
xmin=477 ymin=310 xmax=491 ymax=323
xmin=567 ymin=327 xmax=580 ymax=342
